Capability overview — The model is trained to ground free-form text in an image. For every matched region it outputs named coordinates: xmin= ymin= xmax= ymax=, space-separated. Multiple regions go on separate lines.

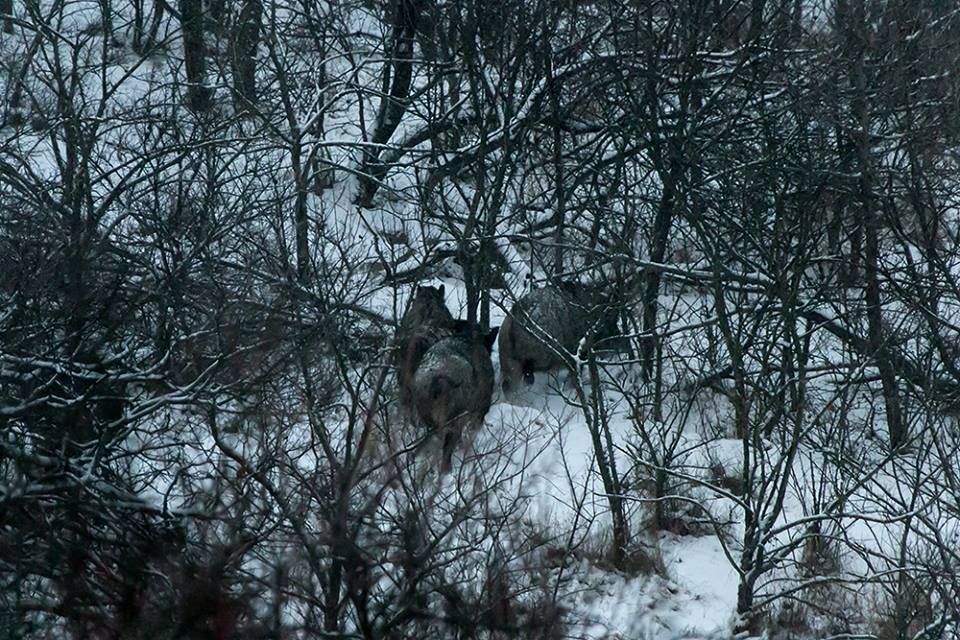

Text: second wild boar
xmin=411 ymin=326 xmax=499 ymax=470
xmin=498 ymin=282 xmax=621 ymax=394
xmin=395 ymin=285 xmax=457 ymax=409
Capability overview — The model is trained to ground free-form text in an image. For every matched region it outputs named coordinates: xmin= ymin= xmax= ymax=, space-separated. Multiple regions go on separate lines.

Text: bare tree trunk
xmin=1 ymin=0 xmax=13 ymax=35
xmin=208 ymin=0 xmax=226 ymax=26
xmin=583 ymin=351 xmax=629 ymax=565
xmin=6 ymin=5 xmax=45 ymax=120
xmin=231 ymin=0 xmax=261 ymax=112
xmin=637 ymin=0 xmax=703 ymax=381
xmin=294 ymin=153 xmax=310 ymax=283
xmin=356 ymin=0 xmax=420 ymax=208
xmin=860 ymin=184 xmax=904 ymax=448
xmin=548 ymin=51 xmax=565 ymax=276
xmin=99 ymin=0 xmax=114 ymax=45
xmin=132 ymin=0 xmax=165 ymax=54
xmin=847 ymin=2 xmax=904 ymax=450
xmin=146 ymin=0 xmax=164 ymax=50
xmin=179 ymin=0 xmax=211 ymax=111
xmin=307 ymin=62 xmax=333 ymax=194
xmin=639 ymin=169 xmax=677 ymax=381
xmin=324 ymin=545 xmax=344 ymax=632
xmin=132 ymin=0 xmax=146 ymax=50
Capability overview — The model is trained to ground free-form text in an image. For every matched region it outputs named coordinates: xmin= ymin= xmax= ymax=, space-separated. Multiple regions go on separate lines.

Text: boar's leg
xmin=522 ymin=360 xmax=535 ymax=385
xmin=441 ymin=429 xmax=458 ymax=472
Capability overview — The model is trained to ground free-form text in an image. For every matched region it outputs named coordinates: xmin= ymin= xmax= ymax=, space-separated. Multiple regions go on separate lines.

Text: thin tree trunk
xmin=208 ymin=0 xmax=226 ymax=26
xmin=132 ymin=0 xmax=144 ymax=51
xmin=99 ymin=0 xmax=114 ymax=44
xmin=356 ymin=0 xmax=420 ymax=208
xmin=1 ymin=0 xmax=13 ymax=35
xmin=145 ymin=0 xmax=164 ymax=51
xmin=7 ymin=14 xmax=45 ymax=118
xmin=640 ymin=173 xmax=676 ymax=380
xmin=231 ymin=0 xmax=261 ymax=112
xmin=548 ymin=51 xmax=565 ymax=276
xmin=294 ymin=155 xmax=310 ymax=283
xmin=324 ymin=556 xmax=343 ymax=632
xmin=583 ymin=348 xmax=629 ymax=565
xmin=848 ymin=6 xmax=904 ymax=449
xmin=131 ymin=0 xmax=165 ymax=55
xmin=179 ymin=0 xmax=210 ymax=111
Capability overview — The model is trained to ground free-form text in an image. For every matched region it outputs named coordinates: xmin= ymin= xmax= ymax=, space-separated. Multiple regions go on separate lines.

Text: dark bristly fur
xmin=411 ymin=326 xmax=498 ymax=470
xmin=499 ymin=281 xmax=621 ymax=394
xmin=395 ymin=285 xmax=457 ymax=410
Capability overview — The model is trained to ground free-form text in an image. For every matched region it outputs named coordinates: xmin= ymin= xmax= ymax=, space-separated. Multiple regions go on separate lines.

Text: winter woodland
xmin=1 ymin=0 xmax=960 ymax=638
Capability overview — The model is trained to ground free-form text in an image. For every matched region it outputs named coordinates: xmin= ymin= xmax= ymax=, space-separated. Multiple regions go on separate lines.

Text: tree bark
xmin=847 ymin=1 xmax=904 ymax=449
xmin=132 ymin=0 xmax=165 ymax=55
xmin=292 ymin=144 xmax=310 ymax=283
xmin=1 ymin=0 xmax=13 ymax=35
xmin=99 ymin=0 xmax=114 ymax=45
xmin=231 ymin=0 xmax=261 ymax=112
xmin=585 ymin=351 xmax=629 ymax=565
xmin=356 ymin=0 xmax=420 ymax=208
xmin=640 ymin=171 xmax=677 ymax=381
xmin=179 ymin=0 xmax=210 ymax=111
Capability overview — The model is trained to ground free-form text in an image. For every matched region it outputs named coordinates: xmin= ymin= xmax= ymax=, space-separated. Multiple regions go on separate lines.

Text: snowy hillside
xmin=2 ymin=1 xmax=960 ymax=639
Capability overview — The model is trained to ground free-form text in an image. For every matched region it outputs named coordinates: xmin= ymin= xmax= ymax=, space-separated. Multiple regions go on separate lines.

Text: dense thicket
xmin=2 ymin=0 xmax=959 ymax=638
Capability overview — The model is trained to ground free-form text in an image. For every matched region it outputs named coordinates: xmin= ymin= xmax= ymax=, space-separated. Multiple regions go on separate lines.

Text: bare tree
xmin=179 ymin=0 xmax=211 ymax=111
xmin=230 ymin=0 xmax=261 ymax=112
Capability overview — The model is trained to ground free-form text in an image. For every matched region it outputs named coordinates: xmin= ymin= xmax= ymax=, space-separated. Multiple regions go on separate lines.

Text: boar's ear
xmin=452 ymin=319 xmax=472 ymax=335
xmin=484 ymin=326 xmax=500 ymax=351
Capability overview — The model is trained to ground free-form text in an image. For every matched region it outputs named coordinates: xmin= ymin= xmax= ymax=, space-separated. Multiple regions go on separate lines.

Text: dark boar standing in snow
xmin=499 ymin=281 xmax=621 ymax=393
xmin=411 ymin=326 xmax=499 ymax=470
xmin=395 ymin=285 xmax=458 ymax=409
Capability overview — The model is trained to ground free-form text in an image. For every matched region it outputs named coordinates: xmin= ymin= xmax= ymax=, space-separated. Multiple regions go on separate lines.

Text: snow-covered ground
xmin=4 ymin=2 xmax=960 ymax=637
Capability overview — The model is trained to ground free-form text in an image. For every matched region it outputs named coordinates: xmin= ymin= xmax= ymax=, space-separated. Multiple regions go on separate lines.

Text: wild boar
xmin=395 ymin=285 xmax=457 ymax=409
xmin=498 ymin=281 xmax=621 ymax=394
xmin=411 ymin=326 xmax=499 ymax=470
